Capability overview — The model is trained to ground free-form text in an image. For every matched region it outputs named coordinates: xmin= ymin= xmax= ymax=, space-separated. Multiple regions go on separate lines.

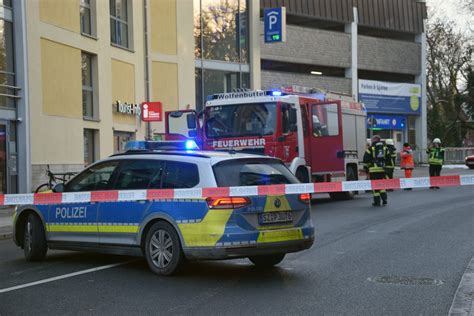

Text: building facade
xmin=259 ymin=0 xmax=428 ymax=157
xmin=0 ymin=0 xmax=260 ymax=193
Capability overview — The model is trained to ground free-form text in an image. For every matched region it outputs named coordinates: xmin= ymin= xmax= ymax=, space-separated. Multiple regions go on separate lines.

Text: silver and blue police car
xmin=13 ymin=141 xmax=314 ymax=275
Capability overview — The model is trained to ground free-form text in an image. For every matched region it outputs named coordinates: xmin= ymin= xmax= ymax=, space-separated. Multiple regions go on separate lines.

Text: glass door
xmin=0 ymin=124 xmax=7 ymax=194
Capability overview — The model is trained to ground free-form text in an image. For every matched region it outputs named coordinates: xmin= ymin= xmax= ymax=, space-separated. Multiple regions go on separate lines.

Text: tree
xmin=426 ymin=19 xmax=473 ymax=147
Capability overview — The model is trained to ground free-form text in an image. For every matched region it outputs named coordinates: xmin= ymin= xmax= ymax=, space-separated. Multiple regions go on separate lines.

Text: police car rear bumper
xmin=183 ymin=237 xmax=314 ymax=260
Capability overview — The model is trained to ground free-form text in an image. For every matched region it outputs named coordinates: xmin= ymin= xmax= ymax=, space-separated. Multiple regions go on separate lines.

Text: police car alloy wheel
xmin=145 ymin=221 xmax=183 ymax=276
xmin=248 ymin=254 xmax=285 ymax=268
xmin=23 ymin=214 xmax=47 ymax=262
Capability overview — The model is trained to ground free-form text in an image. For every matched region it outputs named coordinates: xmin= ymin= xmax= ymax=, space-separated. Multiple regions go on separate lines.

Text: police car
xmin=13 ymin=141 xmax=314 ymax=275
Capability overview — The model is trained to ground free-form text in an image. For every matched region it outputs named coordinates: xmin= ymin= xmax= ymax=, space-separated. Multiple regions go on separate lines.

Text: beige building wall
xmin=147 ymin=0 xmax=195 ymax=135
xmin=27 ymin=0 xmax=147 ymax=188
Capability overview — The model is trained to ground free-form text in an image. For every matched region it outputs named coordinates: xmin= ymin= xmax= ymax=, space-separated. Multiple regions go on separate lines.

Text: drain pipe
xmin=143 ymin=0 xmax=151 ymax=140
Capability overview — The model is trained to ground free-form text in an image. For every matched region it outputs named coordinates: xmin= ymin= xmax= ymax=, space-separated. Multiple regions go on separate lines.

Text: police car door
xmin=48 ymin=161 xmax=120 ymax=244
xmin=98 ymin=159 xmax=164 ymax=245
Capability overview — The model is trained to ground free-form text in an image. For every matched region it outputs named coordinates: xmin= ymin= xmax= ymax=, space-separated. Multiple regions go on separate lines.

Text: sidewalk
xmin=0 ymin=206 xmax=14 ymax=240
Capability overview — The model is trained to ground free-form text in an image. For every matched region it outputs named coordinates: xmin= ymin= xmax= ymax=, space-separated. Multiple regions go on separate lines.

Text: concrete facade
xmin=358 ymin=36 xmax=421 ymax=75
xmin=262 ymin=71 xmax=352 ymax=95
xmin=260 ymin=23 xmax=351 ymax=68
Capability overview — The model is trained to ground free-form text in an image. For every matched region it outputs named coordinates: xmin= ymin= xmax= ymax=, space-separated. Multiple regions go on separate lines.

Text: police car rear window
xmin=213 ymin=159 xmax=299 ymax=187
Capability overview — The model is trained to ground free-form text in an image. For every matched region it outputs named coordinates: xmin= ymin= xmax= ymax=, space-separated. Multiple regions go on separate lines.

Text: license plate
xmin=259 ymin=211 xmax=293 ymax=224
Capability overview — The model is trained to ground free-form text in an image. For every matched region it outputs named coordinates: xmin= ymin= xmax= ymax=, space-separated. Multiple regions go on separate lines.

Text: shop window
xmin=80 ymin=0 xmax=96 ymax=37
xmin=110 ymin=0 xmax=131 ymax=49
xmin=84 ymin=129 xmax=98 ymax=166
xmin=113 ymin=131 xmax=135 ymax=154
xmin=81 ymin=53 xmax=96 ymax=119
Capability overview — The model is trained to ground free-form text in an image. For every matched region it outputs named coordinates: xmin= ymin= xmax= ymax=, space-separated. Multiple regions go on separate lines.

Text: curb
xmin=449 ymin=257 xmax=474 ymax=316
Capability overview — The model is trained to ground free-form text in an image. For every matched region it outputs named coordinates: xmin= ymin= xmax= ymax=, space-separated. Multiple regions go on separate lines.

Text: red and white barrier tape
xmin=2 ymin=175 xmax=473 ymax=206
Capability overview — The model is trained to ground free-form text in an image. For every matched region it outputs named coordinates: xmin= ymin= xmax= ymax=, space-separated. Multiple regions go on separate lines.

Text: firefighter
xmin=363 ymin=135 xmax=392 ymax=206
xmin=400 ymin=143 xmax=414 ymax=190
xmin=426 ymin=138 xmax=445 ymax=189
xmin=384 ymin=139 xmax=397 ymax=180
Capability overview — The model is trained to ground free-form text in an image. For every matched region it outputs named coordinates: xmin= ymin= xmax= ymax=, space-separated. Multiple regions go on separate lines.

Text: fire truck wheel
xmin=330 ymin=167 xmax=356 ymax=201
xmin=296 ymin=167 xmax=309 ymax=183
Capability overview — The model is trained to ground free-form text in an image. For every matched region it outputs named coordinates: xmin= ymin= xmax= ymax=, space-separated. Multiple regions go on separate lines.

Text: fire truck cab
xmin=165 ymin=90 xmax=367 ymax=199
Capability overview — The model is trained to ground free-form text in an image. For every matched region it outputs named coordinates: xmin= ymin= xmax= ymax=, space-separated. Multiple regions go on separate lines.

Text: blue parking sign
xmin=264 ymin=7 xmax=286 ymax=43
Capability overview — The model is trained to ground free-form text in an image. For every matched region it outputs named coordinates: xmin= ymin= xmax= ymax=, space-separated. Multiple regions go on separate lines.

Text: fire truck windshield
xmin=205 ymin=103 xmax=277 ymax=138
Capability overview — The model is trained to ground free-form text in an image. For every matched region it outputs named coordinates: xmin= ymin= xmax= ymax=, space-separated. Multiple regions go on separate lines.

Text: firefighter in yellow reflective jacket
xmin=426 ymin=138 xmax=445 ymax=189
xmin=363 ymin=135 xmax=392 ymax=206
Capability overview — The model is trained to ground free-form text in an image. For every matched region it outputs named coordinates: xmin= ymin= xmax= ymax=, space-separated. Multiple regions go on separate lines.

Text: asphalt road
xmin=0 ymin=169 xmax=473 ymax=315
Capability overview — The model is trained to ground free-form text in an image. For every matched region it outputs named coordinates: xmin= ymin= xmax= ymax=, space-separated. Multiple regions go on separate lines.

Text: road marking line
xmin=449 ymin=256 xmax=474 ymax=316
xmin=0 ymin=259 xmax=136 ymax=294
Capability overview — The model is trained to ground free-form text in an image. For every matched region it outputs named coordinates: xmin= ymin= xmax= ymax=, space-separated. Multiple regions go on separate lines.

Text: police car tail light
xmin=298 ymin=193 xmax=311 ymax=204
xmin=206 ymin=197 xmax=250 ymax=209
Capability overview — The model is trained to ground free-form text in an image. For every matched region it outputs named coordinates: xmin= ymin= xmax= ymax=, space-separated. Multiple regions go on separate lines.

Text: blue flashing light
xmin=271 ymin=90 xmax=282 ymax=96
xmin=124 ymin=140 xmax=200 ymax=152
xmin=185 ymin=140 xmax=199 ymax=150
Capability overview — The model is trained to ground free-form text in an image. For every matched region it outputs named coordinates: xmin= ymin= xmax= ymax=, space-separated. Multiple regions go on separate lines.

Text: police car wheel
xmin=145 ymin=221 xmax=183 ymax=276
xmin=248 ymin=253 xmax=285 ymax=268
xmin=23 ymin=214 xmax=47 ymax=262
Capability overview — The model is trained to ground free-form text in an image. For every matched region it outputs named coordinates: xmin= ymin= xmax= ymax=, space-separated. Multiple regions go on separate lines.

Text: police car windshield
xmin=205 ymin=103 xmax=277 ymax=138
xmin=213 ymin=159 xmax=299 ymax=187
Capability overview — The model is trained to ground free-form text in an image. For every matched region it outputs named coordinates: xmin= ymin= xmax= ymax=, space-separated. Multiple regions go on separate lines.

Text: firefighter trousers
xmin=429 ymin=164 xmax=442 ymax=177
xmin=385 ymin=168 xmax=394 ymax=179
xmin=369 ymin=171 xmax=387 ymax=205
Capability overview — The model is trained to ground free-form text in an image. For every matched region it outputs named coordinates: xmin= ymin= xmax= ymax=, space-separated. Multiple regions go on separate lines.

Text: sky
xmin=426 ymin=0 xmax=473 ymax=34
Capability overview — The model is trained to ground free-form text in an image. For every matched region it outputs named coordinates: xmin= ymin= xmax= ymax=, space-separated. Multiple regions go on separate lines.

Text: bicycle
xmin=35 ymin=165 xmax=77 ymax=193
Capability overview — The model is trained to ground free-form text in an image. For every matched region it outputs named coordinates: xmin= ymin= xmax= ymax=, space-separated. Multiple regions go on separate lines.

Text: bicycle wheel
xmin=35 ymin=183 xmax=51 ymax=193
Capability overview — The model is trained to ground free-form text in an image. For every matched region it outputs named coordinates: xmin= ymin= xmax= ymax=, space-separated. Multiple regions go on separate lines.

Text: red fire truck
xmin=165 ymin=89 xmax=367 ymax=199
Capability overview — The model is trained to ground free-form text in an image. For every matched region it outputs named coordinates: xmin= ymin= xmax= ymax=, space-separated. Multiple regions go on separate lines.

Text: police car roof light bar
xmin=124 ymin=140 xmax=199 ymax=152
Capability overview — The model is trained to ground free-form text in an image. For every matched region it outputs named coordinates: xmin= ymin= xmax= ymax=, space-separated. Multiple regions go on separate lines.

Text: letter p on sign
xmin=264 ymin=7 xmax=286 ymax=43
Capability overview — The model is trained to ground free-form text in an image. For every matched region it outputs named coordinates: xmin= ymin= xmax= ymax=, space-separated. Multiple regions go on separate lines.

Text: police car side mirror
xmin=187 ymin=113 xmax=197 ymax=129
xmin=53 ymin=183 xmax=65 ymax=193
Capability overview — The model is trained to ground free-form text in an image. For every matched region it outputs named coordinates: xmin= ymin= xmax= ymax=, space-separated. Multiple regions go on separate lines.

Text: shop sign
xmin=264 ymin=7 xmax=286 ymax=43
xmin=141 ymin=102 xmax=163 ymax=122
xmin=367 ymin=114 xmax=406 ymax=130
xmin=114 ymin=101 xmax=141 ymax=116
xmin=358 ymin=79 xmax=421 ymax=115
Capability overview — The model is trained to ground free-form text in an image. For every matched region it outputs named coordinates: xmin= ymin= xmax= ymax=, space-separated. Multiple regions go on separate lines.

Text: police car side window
xmin=162 ymin=161 xmax=199 ymax=189
xmin=66 ymin=161 xmax=120 ymax=192
xmin=115 ymin=160 xmax=164 ymax=190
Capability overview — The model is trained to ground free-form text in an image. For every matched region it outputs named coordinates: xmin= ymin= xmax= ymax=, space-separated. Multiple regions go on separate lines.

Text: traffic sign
xmin=264 ymin=7 xmax=286 ymax=43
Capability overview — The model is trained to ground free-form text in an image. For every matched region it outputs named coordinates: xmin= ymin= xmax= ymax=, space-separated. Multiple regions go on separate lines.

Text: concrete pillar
xmin=14 ymin=0 xmax=31 ymax=193
xmin=415 ymin=20 xmax=428 ymax=163
xmin=345 ymin=7 xmax=358 ymax=101
xmin=249 ymin=0 xmax=261 ymax=90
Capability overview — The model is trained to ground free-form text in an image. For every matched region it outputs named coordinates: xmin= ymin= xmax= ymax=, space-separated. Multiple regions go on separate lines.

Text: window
xmin=113 ymin=131 xmax=135 ymax=154
xmin=312 ymin=103 xmax=339 ymax=137
xmin=197 ymin=68 xmax=250 ymax=110
xmin=205 ymin=103 xmax=276 ymax=138
xmin=196 ymin=0 xmax=248 ymax=63
xmin=213 ymin=159 xmax=299 ymax=187
xmin=81 ymin=53 xmax=94 ymax=118
xmin=84 ymin=129 xmax=98 ymax=166
xmin=110 ymin=0 xmax=130 ymax=48
xmin=66 ymin=161 xmax=119 ymax=192
xmin=80 ymin=0 xmax=92 ymax=35
xmin=0 ymin=7 xmax=16 ymax=108
xmin=282 ymin=107 xmax=290 ymax=134
xmin=115 ymin=160 xmax=164 ymax=190
xmin=162 ymin=161 xmax=199 ymax=189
